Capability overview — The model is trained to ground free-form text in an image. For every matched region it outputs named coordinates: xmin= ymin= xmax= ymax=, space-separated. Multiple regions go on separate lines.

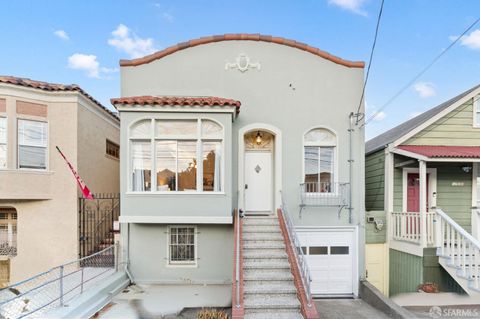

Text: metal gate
xmin=78 ymin=193 xmax=120 ymax=258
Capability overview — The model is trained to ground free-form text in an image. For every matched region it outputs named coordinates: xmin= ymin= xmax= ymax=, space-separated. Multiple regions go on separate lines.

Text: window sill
xmin=126 ymin=191 xmax=225 ymax=196
xmin=165 ymin=263 xmax=198 ymax=268
xmin=0 ymin=169 xmax=54 ymax=175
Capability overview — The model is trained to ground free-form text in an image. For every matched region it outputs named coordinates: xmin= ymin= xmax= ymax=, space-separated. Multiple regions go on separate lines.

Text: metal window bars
xmin=280 ymin=190 xmax=313 ymax=307
xmin=299 ymin=182 xmax=349 ymax=216
xmin=0 ymin=244 xmax=118 ymax=319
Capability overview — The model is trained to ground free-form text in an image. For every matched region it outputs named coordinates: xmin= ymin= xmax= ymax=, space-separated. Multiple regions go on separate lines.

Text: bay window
xmin=130 ymin=118 xmax=223 ymax=192
xmin=0 ymin=118 xmax=6 ymax=169
xmin=18 ymin=119 xmax=48 ymax=169
xmin=304 ymin=128 xmax=336 ymax=193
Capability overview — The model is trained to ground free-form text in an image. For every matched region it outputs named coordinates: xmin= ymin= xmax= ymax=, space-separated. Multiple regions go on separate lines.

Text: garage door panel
xmin=298 ymin=228 xmax=355 ymax=295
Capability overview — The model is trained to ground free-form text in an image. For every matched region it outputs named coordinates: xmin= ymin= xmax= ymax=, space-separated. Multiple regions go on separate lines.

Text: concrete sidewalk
xmin=315 ymin=299 xmax=392 ymax=319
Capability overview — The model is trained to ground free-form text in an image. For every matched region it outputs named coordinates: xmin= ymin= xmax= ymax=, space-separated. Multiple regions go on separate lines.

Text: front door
xmin=244 ymin=151 xmax=272 ymax=213
xmin=407 ymin=173 xmax=429 ymax=212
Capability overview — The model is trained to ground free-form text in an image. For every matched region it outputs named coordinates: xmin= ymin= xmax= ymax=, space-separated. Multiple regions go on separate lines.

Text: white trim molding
xmin=119 ymin=215 xmax=232 ymax=224
xmin=238 ymin=123 xmax=282 ymax=212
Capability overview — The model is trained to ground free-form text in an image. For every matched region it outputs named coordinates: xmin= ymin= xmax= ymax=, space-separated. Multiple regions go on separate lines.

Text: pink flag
xmin=56 ymin=146 xmax=94 ymax=200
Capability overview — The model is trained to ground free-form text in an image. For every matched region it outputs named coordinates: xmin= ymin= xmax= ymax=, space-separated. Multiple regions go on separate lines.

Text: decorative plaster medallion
xmin=225 ymin=53 xmax=261 ymax=72
xmin=255 ymin=165 xmax=262 ymax=173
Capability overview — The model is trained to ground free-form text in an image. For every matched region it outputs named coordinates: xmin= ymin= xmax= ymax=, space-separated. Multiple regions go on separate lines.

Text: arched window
xmin=130 ymin=119 xmax=223 ymax=192
xmin=303 ymin=128 xmax=336 ymax=193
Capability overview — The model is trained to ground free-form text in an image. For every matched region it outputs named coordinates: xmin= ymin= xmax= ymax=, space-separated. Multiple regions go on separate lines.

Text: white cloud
xmin=413 ymin=82 xmax=436 ymax=98
xmin=450 ymin=29 xmax=480 ymax=50
xmin=328 ymin=0 xmax=368 ymax=16
xmin=108 ymin=24 xmax=157 ymax=58
xmin=162 ymin=12 xmax=174 ymax=23
xmin=68 ymin=54 xmax=118 ymax=79
xmin=372 ymin=111 xmax=386 ymax=121
xmin=54 ymin=30 xmax=69 ymax=40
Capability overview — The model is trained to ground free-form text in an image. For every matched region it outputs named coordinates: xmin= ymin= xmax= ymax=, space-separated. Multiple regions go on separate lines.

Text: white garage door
xmin=298 ymin=228 xmax=355 ymax=296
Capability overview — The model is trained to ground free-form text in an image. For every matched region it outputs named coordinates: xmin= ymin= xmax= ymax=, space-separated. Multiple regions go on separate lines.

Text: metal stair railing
xmin=435 ymin=208 xmax=480 ymax=291
xmin=280 ymin=190 xmax=313 ymax=307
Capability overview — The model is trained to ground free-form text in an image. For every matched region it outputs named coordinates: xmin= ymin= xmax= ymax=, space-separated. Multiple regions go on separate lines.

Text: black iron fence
xmin=78 ymin=193 xmax=120 ymax=258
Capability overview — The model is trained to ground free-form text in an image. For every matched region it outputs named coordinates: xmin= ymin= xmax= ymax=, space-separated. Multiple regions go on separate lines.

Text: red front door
xmin=407 ymin=173 xmax=429 ymax=212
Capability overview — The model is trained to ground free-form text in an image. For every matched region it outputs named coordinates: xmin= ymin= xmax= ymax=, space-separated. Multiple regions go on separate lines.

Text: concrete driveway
xmin=315 ymin=299 xmax=392 ymax=319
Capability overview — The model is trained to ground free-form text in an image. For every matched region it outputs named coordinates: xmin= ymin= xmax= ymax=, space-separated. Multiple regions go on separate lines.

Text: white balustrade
xmin=390 ymin=211 xmax=435 ymax=245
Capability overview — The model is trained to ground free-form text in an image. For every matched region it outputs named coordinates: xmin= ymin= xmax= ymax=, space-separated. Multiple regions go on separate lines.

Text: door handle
xmin=245 ymin=184 xmax=248 ymax=189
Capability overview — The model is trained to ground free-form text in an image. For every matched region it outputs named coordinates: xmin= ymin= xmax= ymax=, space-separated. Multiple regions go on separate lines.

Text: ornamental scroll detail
xmin=225 ymin=53 xmax=261 ymax=73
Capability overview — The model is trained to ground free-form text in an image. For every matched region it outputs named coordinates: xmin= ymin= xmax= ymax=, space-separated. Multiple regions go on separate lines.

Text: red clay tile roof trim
xmin=398 ymin=145 xmax=480 ymax=158
xmin=0 ymin=76 xmax=119 ymax=121
xmin=111 ymin=96 xmax=241 ymax=114
xmin=119 ymin=34 xmax=365 ymax=69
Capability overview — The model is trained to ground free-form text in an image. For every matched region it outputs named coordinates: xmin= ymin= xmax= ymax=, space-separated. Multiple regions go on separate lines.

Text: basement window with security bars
xmin=168 ymin=226 xmax=196 ymax=265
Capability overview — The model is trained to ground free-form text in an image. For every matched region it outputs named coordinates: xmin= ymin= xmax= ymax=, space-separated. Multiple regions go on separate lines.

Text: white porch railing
xmin=391 ymin=211 xmax=436 ymax=245
xmin=435 ymin=208 xmax=480 ymax=291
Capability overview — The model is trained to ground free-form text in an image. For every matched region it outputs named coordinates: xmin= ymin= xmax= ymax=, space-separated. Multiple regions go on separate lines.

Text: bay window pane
xmin=156 ymin=141 xmax=176 ymax=191
xmin=131 ymin=120 xmax=151 ymax=138
xmin=0 ymin=118 xmax=6 ymax=144
xmin=0 ymin=145 xmax=6 ymax=169
xmin=201 ymin=120 xmax=222 ymax=138
xmin=203 ymin=141 xmax=222 ymax=191
xmin=19 ymin=146 xmax=46 ymax=169
xmin=156 ymin=120 xmax=197 ymax=137
xmin=131 ymin=141 xmax=151 ymax=191
xmin=18 ymin=120 xmax=47 ymax=147
xmin=177 ymin=141 xmax=197 ymax=191
xmin=18 ymin=120 xmax=47 ymax=169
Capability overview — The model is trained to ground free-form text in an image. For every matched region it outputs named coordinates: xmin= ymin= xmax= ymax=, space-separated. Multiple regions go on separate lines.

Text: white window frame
xmin=0 ymin=117 xmax=6 ymax=170
xmin=166 ymin=225 xmax=197 ymax=267
xmin=128 ymin=118 xmax=225 ymax=194
xmin=302 ymin=127 xmax=338 ymax=194
xmin=0 ymin=210 xmax=17 ymax=256
xmin=473 ymin=95 xmax=480 ymax=128
xmin=17 ymin=118 xmax=48 ymax=171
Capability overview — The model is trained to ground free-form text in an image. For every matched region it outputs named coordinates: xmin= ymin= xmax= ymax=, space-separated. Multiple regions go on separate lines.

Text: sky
xmin=2 ymin=0 xmax=480 ymax=140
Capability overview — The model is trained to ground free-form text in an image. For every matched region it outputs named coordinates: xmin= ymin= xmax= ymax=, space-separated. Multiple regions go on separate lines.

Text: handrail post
xmin=59 ymin=265 xmax=64 ymax=307
xmin=235 ymin=209 xmax=240 ymax=308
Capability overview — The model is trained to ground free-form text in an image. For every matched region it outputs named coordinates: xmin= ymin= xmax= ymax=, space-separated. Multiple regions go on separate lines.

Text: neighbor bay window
xmin=304 ymin=128 xmax=336 ymax=193
xmin=0 ymin=118 xmax=6 ymax=169
xmin=18 ymin=119 xmax=48 ymax=169
xmin=130 ymin=118 xmax=223 ymax=192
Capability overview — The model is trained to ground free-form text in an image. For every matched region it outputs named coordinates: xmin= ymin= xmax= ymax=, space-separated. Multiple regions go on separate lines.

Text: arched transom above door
xmin=244 ymin=130 xmax=274 ymax=150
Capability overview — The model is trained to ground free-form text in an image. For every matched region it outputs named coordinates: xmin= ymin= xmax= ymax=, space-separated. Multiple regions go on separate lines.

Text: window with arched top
xmin=303 ymin=128 xmax=336 ymax=193
xmin=129 ymin=118 xmax=223 ymax=192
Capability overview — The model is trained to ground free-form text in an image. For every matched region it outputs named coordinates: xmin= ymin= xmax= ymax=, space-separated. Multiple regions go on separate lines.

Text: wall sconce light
xmin=462 ymin=166 xmax=472 ymax=173
xmin=255 ymin=131 xmax=263 ymax=145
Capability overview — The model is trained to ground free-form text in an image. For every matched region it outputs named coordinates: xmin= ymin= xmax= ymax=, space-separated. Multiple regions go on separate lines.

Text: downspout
xmin=124 ymin=222 xmax=135 ymax=283
xmin=348 ymin=113 xmax=354 ymax=224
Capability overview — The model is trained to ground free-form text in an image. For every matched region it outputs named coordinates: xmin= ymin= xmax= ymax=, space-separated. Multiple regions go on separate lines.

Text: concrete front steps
xmin=242 ymin=215 xmax=304 ymax=319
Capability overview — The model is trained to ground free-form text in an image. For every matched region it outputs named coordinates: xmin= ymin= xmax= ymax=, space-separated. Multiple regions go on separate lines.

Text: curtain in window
xmin=132 ymin=141 xmax=151 ymax=191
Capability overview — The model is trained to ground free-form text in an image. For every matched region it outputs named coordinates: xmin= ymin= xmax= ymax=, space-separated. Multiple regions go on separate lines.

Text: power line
xmin=363 ymin=15 xmax=480 ymax=127
xmin=355 ymin=0 xmax=385 ymax=124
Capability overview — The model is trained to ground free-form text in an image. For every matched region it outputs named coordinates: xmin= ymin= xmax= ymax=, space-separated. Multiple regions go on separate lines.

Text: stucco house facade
xmin=113 ymin=34 xmax=365 ymax=317
xmin=365 ymin=84 xmax=480 ymax=297
xmin=0 ymin=76 xmax=120 ymax=285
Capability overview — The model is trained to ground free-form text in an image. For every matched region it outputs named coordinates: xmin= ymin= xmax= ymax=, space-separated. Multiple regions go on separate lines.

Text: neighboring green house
xmin=365 ymin=84 xmax=480 ymax=297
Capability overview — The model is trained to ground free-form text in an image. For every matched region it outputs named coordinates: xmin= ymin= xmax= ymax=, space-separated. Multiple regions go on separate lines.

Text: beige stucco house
xmin=0 ymin=76 xmax=120 ymax=285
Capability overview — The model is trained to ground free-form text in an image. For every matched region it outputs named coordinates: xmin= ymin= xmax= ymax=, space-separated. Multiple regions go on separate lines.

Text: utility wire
xmin=355 ymin=0 xmax=385 ymax=124
xmin=363 ymin=15 xmax=480 ymax=127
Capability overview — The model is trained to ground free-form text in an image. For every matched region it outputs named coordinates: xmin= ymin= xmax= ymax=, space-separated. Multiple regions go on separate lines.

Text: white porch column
xmin=385 ymin=151 xmax=394 ymax=243
xmin=419 ymin=160 xmax=427 ymax=247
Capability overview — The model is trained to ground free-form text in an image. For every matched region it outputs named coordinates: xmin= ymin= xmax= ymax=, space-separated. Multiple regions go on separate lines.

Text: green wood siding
xmin=389 ymin=248 xmax=465 ymax=296
xmin=405 ymin=98 xmax=480 ymax=146
xmin=365 ymin=210 xmax=386 ymax=244
xmin=365 ymin=150 xmax=385 ymax=211
xmin=431 ymin=163 xmax=472 ymax=232
xmin=389 ymin=249 xmax=423 ymax=296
